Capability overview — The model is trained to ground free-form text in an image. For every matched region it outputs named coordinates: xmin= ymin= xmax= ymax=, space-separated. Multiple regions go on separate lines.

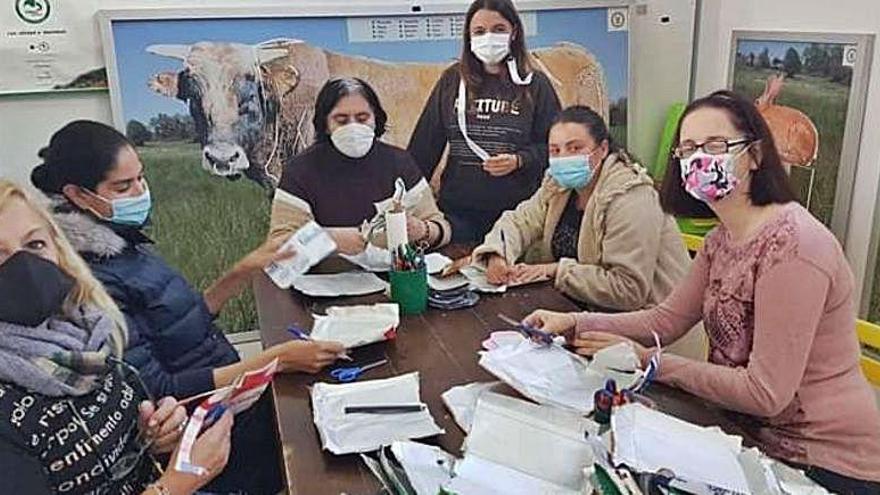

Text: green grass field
xmin=139 ymin=141 xmax=270 ymax=333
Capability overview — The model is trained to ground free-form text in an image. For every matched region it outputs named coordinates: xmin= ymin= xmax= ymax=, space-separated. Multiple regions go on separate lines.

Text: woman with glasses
xmin=471 ymin=106 xmax=693 ymax=315
xmin=525 ymin=91 xmax=880 ymax=494
xmin=0 ymin=180 xmax=232 ymax=495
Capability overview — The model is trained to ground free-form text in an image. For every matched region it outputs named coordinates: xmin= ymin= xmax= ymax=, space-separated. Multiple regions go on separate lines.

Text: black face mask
xmin=0 ymin=251 xmax=75 ymax=327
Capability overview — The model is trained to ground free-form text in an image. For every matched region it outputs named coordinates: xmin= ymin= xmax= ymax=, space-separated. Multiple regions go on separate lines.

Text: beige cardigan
xmin=473 ymin=153 xmax=691 ymax=311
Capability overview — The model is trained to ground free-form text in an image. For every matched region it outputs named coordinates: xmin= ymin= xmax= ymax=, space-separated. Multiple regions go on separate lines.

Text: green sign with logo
xmin=15 ymin=0 xmax=51 ymax=24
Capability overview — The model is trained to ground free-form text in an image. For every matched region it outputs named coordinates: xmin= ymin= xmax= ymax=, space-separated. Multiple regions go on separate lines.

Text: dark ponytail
xmin=31 ymin=120 xmax=133 ymax=194
xmin=550 ymin=105 xmax=623 ymax=156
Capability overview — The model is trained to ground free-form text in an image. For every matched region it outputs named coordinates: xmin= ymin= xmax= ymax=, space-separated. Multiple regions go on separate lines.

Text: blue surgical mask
xmin=549 ymin=155 xmax=592 ymax=189
xmin=90 ymin=186 xmax=152 ymax=226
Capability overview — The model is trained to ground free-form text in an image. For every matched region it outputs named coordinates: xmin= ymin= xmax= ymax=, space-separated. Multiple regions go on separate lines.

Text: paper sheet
xmin=291 ymin=272 xmax=389 ymax=297
xmin=310 ymin=303 xmax=400 ymax=348
xmin=389 ymin=442 xmax=457 ymax=495
xmin=264 ymin=221 xmax=336 ymax=288
xmin=311 ymin=372 xmax=444 ymax=454
xmin=459 ymin=265 xmax=507 ymax=293
xmin=428 ymin=273 xmax=469 ymax=291
xmin=611 ymin=403 xmax=751 ymax=494
xmin=425 ymin=253 xmax=452 ymax=274
xmin=444 ymin=392 xmax=594 ymax=494
xmin=478 ymin=336 xmax=604 ymax=413
xmin=440 ymin=381 xmax=501 ymax=433
xmin=340 ymin=243 xmax=393 ymax=272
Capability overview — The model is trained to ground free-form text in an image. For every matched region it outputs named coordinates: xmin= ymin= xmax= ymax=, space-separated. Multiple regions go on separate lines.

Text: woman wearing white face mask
xmin=471 ymin=106 xmax=693 ymax=318
xmin=524 ymin=92 xmax=880 ymax=494
xmin=269 ymin=77 xmax=451 ymax=253
xmin=408 ymin=0 xmax=561 ymax=243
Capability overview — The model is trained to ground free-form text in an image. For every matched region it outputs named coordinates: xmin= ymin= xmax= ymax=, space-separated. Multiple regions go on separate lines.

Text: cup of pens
xmin=389 ymin=243 xmax=428 ymax=315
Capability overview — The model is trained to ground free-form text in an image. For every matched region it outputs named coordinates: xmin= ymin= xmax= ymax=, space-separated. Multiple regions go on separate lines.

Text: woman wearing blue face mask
xmin=472 ymin=106 xmax=693 ymax=315
xmin=31 ymin=120 xmax=347 ymax=495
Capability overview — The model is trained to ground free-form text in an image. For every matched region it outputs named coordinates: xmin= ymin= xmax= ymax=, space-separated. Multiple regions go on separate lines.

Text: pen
xmin=344 ymin=404 xmax=426 ymax=414
xmin=286 ymin=326 xmax=353 ymax=361
xmin=500 ymin=229 xmax=508 ymax=262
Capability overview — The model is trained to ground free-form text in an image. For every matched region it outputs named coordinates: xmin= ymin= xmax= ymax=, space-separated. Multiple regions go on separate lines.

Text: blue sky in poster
xmin=113 ymin=8 xmax=628 ymax=124
xmin=736 ymin=40 xmax=814 ymax=61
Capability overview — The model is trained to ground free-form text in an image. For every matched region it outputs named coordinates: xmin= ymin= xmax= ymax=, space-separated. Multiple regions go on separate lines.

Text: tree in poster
xmin=783 ymin=47 xmax=802 ymax=77
xmin=126 ymin=120 xmax=152 ymax=146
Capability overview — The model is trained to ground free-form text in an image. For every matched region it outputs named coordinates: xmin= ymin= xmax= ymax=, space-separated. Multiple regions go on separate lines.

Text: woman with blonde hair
xmin=0 ymin=180 xmax=232 ymax=495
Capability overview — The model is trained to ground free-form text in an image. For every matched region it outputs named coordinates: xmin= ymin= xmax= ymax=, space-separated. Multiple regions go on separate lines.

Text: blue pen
xmin=286 ymin=326 xmax=353 ymax=361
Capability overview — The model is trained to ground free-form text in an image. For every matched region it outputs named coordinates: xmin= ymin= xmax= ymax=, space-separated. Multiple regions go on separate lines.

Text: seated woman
xmin=0 ymin=180 xmax=231 ymax=495
xmin=31 ymin=120 xmax=346 ymax=495
xmin=269 ymin=77 xmax=451 ymax=254
xmin=525 ymin=91 xmax=880 ymax=493
xmin=473 ymin=105 xmax=691 ymax=311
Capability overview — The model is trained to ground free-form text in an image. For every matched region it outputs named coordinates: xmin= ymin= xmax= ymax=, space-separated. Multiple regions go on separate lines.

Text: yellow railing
xmin=857 ymin=319 xmax=880 ymax=388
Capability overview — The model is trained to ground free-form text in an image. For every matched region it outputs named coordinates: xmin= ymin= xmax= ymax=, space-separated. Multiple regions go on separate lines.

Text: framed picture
xmin=728 ymin=30 xmax=875 ymax=243
xmin=97 ymin=2 xmax=632 ymax=331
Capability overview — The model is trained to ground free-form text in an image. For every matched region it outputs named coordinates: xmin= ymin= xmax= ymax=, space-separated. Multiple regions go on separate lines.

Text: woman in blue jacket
xmin=31 ymin=120 xmax=346 ymax=494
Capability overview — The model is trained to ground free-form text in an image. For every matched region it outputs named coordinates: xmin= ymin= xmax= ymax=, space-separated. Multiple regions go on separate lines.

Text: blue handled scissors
xmin=497 ymin=313 xmax=555 ymax=346
xmin=330 ymin=359 xmax=389 ymax=383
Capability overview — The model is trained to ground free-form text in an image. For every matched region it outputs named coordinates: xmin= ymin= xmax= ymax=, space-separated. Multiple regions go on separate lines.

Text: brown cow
xmin=148 ymin=38 xmax=608 ymax=189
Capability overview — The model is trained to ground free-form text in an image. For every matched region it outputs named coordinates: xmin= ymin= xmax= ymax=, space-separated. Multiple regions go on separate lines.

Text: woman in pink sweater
xmin=526 ymin=91 xmax=880 ymax=493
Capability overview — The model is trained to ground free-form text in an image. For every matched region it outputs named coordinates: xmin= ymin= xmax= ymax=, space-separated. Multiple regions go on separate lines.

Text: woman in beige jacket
xmin=473 ymin=105 xmax=691 ymax=312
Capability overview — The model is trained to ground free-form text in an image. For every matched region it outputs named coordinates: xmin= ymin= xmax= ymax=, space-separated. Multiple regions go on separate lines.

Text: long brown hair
xmin=659 ymin=90 xmax=796 ymax=218
xmin=459 ymin=0 xmax=533 ymax=90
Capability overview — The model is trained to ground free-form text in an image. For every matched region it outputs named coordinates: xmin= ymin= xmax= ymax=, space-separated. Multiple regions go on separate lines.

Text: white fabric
xmin=310 ymin=303 xmax=400 ymax=349
xmin=611 ymin=403 xmax=751 ymax=494
xmin=311 ymin=372 xmax=444 ymax=454
xmin=291 ymin=272 xmax=388 ymax=297
xmin=264 ymin=221 xmax=336 ymax=289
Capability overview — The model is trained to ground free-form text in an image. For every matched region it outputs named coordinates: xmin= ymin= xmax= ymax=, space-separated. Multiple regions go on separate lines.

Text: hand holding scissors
xmin=330 ymin=359 xmax=389 ymax=383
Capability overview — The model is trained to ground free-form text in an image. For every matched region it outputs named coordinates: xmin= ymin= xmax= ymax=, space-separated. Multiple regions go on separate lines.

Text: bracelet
xmin=146 ymin=482 xmax=171 ymax=495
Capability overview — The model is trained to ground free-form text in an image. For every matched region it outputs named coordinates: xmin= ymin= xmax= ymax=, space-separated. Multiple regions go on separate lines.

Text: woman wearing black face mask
xmin=0 ymin=180 xmax=233 ymax=495
xmin=31 ymin=120 xmax=345 ymax=494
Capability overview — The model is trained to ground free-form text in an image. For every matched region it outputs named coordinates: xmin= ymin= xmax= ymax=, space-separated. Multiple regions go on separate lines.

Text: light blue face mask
xmin=549 ymin=154 xmax=593 ymax=190
xmin=93 ymin=187 xmax=152 ymax=226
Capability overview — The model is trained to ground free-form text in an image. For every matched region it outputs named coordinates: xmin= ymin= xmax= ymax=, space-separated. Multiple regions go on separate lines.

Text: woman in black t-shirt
xmin=408 ymin=0 xmax=561 ymax=242
xmin=0 ymin=180 xmax=231 ymax=495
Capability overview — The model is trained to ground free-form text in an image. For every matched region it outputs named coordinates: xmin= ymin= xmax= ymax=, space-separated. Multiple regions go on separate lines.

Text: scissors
xmin=497 ymin=313 xmax=555 ymax=346
xmin=330 ymin=359 xmax=389 ymax=383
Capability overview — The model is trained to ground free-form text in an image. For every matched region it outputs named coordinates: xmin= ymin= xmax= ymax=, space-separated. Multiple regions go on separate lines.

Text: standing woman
xmin=408 ymin=0 xmax=561 ymax=242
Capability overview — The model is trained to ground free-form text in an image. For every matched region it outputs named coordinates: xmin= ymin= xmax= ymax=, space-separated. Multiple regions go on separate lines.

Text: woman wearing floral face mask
xmin=408 ymin=0 xmax=561 ymax=242
xmin=525 ymin=91 xmax=880 ymax=493
xmin=31 ymin=120 xmax=347 ymax=494
xmin=269 ymin=77 xmax=451 ymax=253
xmin=471 ymin=106 xmax=704 ymax=358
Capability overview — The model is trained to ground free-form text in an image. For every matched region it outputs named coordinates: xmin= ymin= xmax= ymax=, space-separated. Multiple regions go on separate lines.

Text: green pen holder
xmin=389 ymin=266 xmax=428 ymax=315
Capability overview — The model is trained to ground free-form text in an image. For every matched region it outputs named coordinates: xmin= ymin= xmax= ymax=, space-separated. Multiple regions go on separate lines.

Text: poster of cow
xmin=100 ymin=4 xmax=629 ymax=332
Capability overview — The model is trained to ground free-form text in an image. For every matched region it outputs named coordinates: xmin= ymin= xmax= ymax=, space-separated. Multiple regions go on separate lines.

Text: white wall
xmin=694 ymin=0 xmax=880 ymax=311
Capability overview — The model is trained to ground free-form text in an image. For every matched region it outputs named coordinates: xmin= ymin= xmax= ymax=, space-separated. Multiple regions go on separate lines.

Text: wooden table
xmin=254 ymin=271 xmax=737 ymax=495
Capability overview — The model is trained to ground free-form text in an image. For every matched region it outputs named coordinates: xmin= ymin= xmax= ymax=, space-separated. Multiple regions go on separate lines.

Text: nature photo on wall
xmin=100 ymin=5 xmax=631 ymax=332
xmin=729 ymin=32 xmax=872 ymax=237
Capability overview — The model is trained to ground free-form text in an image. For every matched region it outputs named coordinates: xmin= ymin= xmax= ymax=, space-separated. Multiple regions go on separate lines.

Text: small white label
xmin=347 ymin=13 xmax=536 ymax=43
xmin=842 ymin=45 xmax=858 ymax=67
xmin=607 ymin=7 xmax=628 ymax=32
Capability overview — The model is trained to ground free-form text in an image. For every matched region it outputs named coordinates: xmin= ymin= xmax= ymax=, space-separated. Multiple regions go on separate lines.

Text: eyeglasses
xmin=672 ymin=137 xmax=753 ymax=159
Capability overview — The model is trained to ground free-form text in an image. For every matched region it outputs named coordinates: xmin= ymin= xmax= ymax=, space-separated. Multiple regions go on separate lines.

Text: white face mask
xmin=470 ymin=32 xmax=511 ymax=65
xmin=330 ymin=122 xmax=375 ymax=159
